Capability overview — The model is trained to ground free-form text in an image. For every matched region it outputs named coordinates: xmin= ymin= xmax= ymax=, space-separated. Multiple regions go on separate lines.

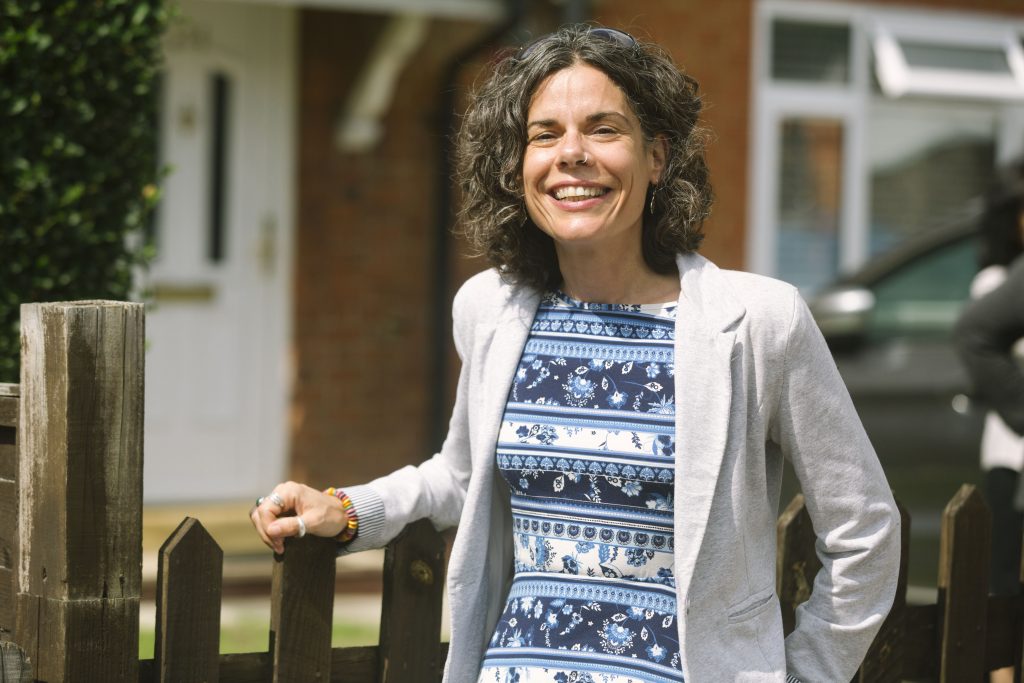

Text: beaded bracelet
xmin=324 ymin=487 xmax=359 ymax=543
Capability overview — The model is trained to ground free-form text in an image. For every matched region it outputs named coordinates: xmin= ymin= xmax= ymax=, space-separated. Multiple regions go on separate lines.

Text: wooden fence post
xmin=854 ymin=499 xmax=910 ymax=683
xmin=776 ymin=494 xmax=821 ymax=636
xmin=14 ymin=301 xmax=144 ymax=682
xmin=0 ymin=384 xmax=18 ymax=643
xmin=0 ymin=641 xmax=32 ymax=683
xmin=937 ymin=483 xmax=991 ymax=682
xmin=154 ymin=517 xmax=223 ymax=682
xmin=377 ymin=518 xmax=446 ymax=683
xmin=270 ymin=535 xmax=337 ymax=681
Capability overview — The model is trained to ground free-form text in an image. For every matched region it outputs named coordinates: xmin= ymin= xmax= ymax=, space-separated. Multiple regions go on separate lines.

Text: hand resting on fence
xmin=249 ymin=481 xmax=351 ymax=554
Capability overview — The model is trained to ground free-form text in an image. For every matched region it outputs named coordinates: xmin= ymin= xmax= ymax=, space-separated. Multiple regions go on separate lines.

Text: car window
xmin=866 ymin=233 xmax=978 ymax=340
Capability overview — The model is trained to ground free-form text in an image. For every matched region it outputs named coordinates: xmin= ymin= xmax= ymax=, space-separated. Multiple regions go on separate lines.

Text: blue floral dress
xmin=477 ymin=291 xmax=684 ymax=683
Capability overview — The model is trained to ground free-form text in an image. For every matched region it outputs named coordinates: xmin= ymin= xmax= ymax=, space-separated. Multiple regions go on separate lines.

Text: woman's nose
xmin=556 ymin=132 xmax=589 ymax=168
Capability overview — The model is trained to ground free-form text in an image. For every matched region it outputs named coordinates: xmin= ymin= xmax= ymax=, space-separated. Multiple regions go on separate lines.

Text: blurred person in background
xmin=251 ymin=25 xmax=900 ymax=682
xmin=955 ymin=163 xmax=1024 ymax=683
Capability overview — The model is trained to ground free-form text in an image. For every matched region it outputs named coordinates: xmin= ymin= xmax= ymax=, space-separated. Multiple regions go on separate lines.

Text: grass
xmin=139 ymin=615 xmax=380 ymax=658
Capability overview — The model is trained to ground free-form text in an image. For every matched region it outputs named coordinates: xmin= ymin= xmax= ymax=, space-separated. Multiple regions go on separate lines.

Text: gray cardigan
xmin=344 ymin=253 xmax=900 ymax=682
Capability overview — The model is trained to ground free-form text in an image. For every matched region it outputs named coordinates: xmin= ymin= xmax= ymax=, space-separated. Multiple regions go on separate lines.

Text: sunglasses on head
xmin=514 ymin=27 xmax=637 ymax=62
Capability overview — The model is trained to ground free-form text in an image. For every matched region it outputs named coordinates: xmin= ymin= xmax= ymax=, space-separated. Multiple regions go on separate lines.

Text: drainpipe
xmin=428 ymin=0 xmax=527 ymax=451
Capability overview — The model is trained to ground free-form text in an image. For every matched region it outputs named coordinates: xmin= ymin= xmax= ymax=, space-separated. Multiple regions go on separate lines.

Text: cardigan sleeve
xmin=954 ymin=256 xmax=1024 ymax=435
xmin=773 ymin=291 xmax=901 ymax=682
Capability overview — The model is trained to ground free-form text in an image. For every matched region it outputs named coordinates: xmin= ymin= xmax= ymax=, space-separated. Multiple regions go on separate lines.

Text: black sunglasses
xmin=514 ymin=27 xmax=637 ymax=62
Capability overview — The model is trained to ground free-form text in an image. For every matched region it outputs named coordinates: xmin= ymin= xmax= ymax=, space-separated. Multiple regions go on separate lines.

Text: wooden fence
xmin=0 ymin=300 xmax=1021 ymax=682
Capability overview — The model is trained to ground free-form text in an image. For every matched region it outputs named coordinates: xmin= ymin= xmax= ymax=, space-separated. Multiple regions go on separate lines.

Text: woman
xmin=251 ymin=25 xmax=900 ymax=682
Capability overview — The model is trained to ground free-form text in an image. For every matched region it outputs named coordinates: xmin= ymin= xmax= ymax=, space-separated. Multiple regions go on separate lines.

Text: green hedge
xmin=0 ymin=1 xmax=168 ymax=383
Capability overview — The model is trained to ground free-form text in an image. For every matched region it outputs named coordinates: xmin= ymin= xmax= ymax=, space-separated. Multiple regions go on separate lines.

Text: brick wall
xmin=290 ymin=11 xmax=493 ymax=486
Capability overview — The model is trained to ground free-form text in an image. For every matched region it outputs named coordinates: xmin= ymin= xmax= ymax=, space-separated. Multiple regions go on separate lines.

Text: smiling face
xmin=522 ymin=62 xmax=665 ymax=263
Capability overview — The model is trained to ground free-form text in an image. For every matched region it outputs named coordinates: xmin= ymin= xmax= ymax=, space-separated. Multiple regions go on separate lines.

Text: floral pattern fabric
xmin=479 ymin=292 xmax=683 ymax=683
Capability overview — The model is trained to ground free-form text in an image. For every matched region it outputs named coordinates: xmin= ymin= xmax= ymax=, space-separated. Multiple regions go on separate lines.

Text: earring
xmin=649 ymin=185 xmax=658 ymax=215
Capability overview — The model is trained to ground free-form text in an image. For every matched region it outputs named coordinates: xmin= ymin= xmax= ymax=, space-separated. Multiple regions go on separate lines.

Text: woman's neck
xmin=557 ymin=250 xmax=680 ymax=305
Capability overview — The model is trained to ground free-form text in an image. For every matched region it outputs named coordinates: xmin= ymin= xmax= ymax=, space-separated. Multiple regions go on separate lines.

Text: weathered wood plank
xmin=0 ymin=394 xmax=16 ymax=481
xmin=139 ymin=645 xmax=433 ymax=683
xmin=270 ymin=535 xmax=337 ymax=681
xmin=0 ymin=394 xmax=17 ymax=644
xmin=937 ymin=484 xmax=991 ymax=682
xmin=898 ymin=592 xmax=1020 ymax=678
xmin=775 ymin=494 xmax=821 ymax=636
xmin=854 ymin=499 xmax=910 ymax=682
xmin=16 ymin=301 xmax=144 ymax=681
xmin=0 ymin=393 xmax=17 ymax=428
xmin=0 ymin=640 xmax=32 ymax=683
xmin=229 ymin=647 xmax=376 ymax=683
xmin=985 ymin=594 xmax=1021 ymax=671
xmin=15 ymin=593 xmax=138 ymax=682
xmin=900 ymin=603 xmax=938 ymax=679
xmin=0 ymin=569 xmax=13 ymax=645
xmin=154 ymin=517 xmax=223 ymax=683
xmin=0 ymin=478 xmax=15 ymax=643
xmin=378 ymin=518 xmax=446 ymax=683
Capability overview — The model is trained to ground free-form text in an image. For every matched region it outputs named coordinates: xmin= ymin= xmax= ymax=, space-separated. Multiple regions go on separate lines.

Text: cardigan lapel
xmin=672 ymin=253 xmax=746 ymax=603
xmin=474 ymin=285 xmax=541 ymax=468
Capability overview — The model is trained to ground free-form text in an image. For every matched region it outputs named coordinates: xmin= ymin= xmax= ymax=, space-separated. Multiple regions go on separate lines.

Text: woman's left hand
xmin=249 ymin=481 xmax=347 ymax=554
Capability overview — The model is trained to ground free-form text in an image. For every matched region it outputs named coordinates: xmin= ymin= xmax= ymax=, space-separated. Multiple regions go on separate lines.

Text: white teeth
xmin=554 ymin=186 xmax=605 ymax=200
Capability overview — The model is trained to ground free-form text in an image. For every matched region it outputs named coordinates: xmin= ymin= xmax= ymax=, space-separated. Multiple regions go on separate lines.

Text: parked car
xmin=806 ymin=217 xmax=984 ymax=589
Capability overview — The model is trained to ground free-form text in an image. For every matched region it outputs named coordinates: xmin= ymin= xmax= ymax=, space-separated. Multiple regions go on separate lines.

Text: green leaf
xmin=132 ymin=4 xmax=150 ymax=26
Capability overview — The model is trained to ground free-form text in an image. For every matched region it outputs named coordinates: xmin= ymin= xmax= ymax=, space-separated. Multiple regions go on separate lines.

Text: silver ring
xmin=255 ymin=496 xmax=264 ymax=507
xmin=580 ymin=153 xmax=589 ymax=165
xmin=296 ymin=516 xmax=307 ymax=538
xmin=266 ymin=492 xmax=285 ymax=508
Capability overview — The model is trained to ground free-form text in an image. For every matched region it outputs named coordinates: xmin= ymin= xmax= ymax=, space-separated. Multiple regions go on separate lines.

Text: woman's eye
xmin=593 ymin=126 xmax=617 ymax=135
xmin=531 ymin=132 xmax=557 ymax=142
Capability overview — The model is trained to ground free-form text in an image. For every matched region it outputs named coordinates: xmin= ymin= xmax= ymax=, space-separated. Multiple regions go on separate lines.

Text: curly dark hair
xmin=455 ymin=24 xmax=713 ymax=291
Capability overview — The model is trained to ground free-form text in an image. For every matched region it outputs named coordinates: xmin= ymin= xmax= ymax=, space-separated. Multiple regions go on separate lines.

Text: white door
xmin=144 ymin=1 xmax=295 ymax=502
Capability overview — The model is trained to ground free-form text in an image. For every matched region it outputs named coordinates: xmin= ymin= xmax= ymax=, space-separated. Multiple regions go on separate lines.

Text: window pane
xmin=901 ymin=41 xmax=1011 ymax=75
xmin=776 ymin=118 xmax=844 ymax=292
xmin=208 ymin=71 xmax=232 ymax=264
xmin=868 ymin=103 xmax=995 ymax=255
xmin=771 ymin=20 xmax=851 ymax=83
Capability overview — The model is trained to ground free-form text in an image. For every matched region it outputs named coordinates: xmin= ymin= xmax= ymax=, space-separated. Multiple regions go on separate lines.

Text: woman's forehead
xmin=527 ymin=63 xmax=634 ymax=119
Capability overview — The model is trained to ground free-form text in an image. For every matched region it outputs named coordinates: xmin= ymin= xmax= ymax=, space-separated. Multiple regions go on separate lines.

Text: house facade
xmin=143 ymin=0 xmax=1024 ymax=502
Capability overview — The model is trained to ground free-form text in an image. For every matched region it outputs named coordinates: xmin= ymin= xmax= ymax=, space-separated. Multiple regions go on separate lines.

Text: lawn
xmin=138 ymin=594 xmax=382 ymax=657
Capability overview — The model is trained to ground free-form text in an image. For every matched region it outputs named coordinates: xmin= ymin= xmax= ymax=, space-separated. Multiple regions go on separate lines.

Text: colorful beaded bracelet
xmin=324 ymin=487 xmax=359 ymax=543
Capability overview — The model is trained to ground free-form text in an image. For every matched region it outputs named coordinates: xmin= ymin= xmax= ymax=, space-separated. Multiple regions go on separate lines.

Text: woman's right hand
xmin=249 ymin=481 xmax=348 ymax=554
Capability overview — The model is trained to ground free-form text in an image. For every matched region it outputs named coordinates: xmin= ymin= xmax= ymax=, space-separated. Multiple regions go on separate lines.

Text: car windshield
xmin=866 ymin=234 xmax=978 ymax=340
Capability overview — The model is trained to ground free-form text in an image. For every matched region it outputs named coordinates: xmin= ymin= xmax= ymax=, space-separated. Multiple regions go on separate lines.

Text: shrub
xmin=0 ymin=1 xmax=168 ymax=383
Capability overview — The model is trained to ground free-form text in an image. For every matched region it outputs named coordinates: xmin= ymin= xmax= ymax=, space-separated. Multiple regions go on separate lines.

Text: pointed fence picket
xmin=0 ymin=299 xmax=1022 ymax=682
xmin=776 ymin=485 xmax=1021 ymax=682
xmin=153 ymin=517 xmax=222 ymax=681
xmin=938 ymin=485 xmax=991 ymax=680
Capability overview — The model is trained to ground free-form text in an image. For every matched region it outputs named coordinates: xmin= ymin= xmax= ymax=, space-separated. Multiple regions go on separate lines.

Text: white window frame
xmin=748 ymin=0 xmax=1024 ymax=287
xmin=872 ymin=16 xmax=1024 ymax=101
